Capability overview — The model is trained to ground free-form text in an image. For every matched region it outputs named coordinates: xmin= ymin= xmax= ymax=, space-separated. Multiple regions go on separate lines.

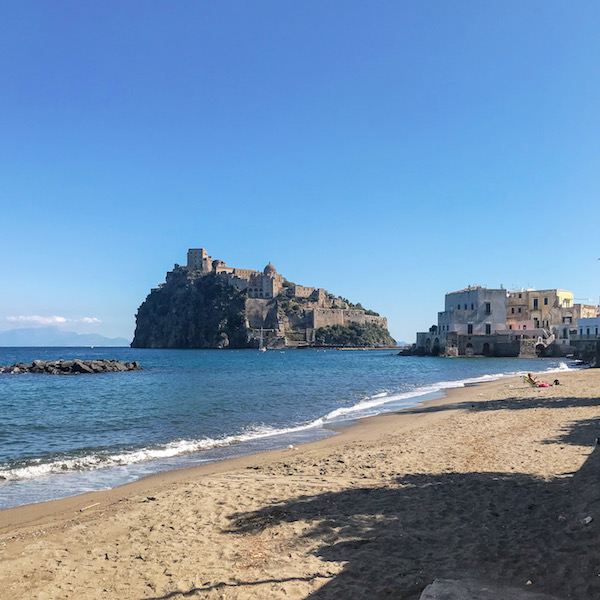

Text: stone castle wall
xmin=312 ymin=309 xmax=388 ymax=330
xmin=245 ymin=298 xmax=279 ymax=330
xmin=344 ymin=310 xmax=367 ymax=325
xmin=312 ymin=308 xmax=345 ymax=329
xmin=366 ymin=314 xmax=388 ymax=328
xmin=294 ymin=285 xmax=316 ymax=298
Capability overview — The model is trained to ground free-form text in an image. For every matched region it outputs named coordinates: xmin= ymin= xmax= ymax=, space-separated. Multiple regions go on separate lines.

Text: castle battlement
xmin=186 ymin=248 xmax=284 ymax=299
xmin=179 ymin=248 xmax=390 ymax=347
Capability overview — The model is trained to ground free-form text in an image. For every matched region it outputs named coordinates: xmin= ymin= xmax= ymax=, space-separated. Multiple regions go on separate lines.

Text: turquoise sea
xmin=0 ymin=347 xmax=576 ymax=510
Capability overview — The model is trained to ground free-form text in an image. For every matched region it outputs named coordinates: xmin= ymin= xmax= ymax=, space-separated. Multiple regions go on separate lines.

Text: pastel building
xmin=506 ymin=289 xmax=573 ymax=330
xmin=437 ymin=286 xmax=507 ymax=336
xmin=506 ymin=288 xmax=596 ymax=344
xmin=577 ymin=317 xmax=600 ymax=339
xmin=416 ymin=286 xmax=508 ymax=356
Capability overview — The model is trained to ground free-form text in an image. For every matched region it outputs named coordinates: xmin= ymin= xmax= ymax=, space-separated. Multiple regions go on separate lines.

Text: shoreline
xmin=0 ymin=368 xmax=567 ymax=530
xmin=0 ymin=374 xmax=510 ymax=531
xmin=0 ymin=359 xmax=576 ymax=512
xmin=2 ymin=367 xmax=600 ymax=599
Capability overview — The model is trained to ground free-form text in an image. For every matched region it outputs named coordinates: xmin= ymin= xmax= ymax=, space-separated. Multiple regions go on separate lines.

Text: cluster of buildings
xmin=416 ymin=285 xmax=600 ymax=358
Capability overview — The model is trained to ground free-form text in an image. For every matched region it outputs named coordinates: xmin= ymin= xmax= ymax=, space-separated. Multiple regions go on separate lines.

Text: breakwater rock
xmin=0 ymin=359 xmax=142 ymax=375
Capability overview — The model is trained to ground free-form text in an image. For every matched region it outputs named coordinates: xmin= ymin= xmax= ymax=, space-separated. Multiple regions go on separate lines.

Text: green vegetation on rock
xmin=341 ymin=299 xmax=379 ymax=315
xmin=315 ymin=322 xmax=396 ymax=348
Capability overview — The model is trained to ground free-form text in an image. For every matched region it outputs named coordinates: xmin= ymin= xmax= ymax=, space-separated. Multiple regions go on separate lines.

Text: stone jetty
xmin=0 ymin=359 xmax=142 ymax=375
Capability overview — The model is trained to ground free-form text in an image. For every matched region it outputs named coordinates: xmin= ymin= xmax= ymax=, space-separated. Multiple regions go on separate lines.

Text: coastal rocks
xmin=0 ymin=359 xmax=142 ymax=375
xmin=420 ymin=578 xmax=563 ymax=599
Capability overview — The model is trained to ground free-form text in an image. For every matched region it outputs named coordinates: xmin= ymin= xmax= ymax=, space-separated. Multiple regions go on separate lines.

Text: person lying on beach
xmin=525 ymin=373 xmax=553 ymax=387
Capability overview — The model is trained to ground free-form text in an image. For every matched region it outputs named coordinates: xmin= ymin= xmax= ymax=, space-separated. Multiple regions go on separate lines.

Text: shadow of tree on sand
xmin=139 ymin=574 xmax=331 ymax=600
xmin=401 ymin=394 xmax=600 ymax=420
xmin=226 ymin=429 xmax=600 ymax=599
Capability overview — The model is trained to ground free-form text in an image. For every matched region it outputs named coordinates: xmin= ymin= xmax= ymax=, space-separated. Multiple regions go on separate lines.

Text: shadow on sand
xmin=222 ymin=399 xmax=600 ymax=599
xmin=139 ymin=394 xmax=600 ymax=600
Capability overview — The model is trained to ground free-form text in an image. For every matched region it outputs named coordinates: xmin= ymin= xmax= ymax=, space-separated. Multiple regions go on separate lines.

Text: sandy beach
xmin=2 ymin=367 xmax=600 ymax=599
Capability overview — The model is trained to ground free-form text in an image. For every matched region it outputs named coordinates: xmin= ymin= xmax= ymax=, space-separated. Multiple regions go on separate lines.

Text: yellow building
xmin=528 ymin=289 xmax=573 ymax=329
xmin=507 ymin=289 xmax=575 ymax=331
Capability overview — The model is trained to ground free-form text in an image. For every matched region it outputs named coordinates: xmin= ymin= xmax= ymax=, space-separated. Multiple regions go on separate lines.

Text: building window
xmin=509 ymin=325 xmax=513 ymax=330
xmin=518 ymin=308 xmax=522 ymax=313
xmin=485 ymin=303 xmax=491 ymax=315
xmin=533 ymin=298 xmax=538 ymax=309
xmin=563 ymin=329 xmax=568 ymax=339
xmin=544 ymin=297 xmax=548 ymax=305
xmin=485 ymin=324 xmax=491 ymax=335
xmin=523 ymin=325 xmax=527 ymax=330
xmin=511 ymin=307 xmax=514 ymax=314
xmin=587 ymin=328 xmax=590 ymax=335
xmin=467 ymin=324 xmax=473 ymax=334
xmin=471 ymin=303 xmax=474 ymax=310
xmin=464 ymin=304 xmax=467 ymax=310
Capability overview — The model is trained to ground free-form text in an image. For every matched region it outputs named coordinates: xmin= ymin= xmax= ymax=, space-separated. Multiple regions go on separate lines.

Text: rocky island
xmin=131 ymin=248 xmax=395 ymax=349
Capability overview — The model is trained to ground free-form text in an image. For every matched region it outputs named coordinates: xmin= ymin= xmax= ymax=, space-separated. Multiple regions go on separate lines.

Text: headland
xmin=131 ymin=248 xmax=395 ymax=349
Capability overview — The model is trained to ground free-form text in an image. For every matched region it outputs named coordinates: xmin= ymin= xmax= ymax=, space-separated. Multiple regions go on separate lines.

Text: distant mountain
xmin=0 ymin=327 xmax=130 ymax=347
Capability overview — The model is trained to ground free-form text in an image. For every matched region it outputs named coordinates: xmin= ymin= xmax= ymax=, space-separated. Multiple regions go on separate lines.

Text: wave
xmin=0 ymin=360 xmax=580 ymax=483
xmin=0 ymin=418 xmax=331 ymax=482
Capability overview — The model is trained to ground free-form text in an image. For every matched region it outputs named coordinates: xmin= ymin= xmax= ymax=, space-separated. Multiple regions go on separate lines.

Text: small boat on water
xmin=259 ymin=328 xmax=266 ymax=352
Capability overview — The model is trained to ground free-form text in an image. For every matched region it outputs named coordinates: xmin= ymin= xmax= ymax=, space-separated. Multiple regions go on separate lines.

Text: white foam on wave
xmin=545 ymin=361 xmax=573 ymax=373
xmin=0 ymin=360 xmax=581 ymax=483
xmin=322 ymin=373 xmax=504 ymax=421
xmin=322 ymin=360 xmax=579 ymax=422
xmin=0 ymin=418 xmax=330 ymax=482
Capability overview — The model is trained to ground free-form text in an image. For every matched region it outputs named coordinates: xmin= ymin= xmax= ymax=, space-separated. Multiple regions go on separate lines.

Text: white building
xmin=577 ymin=317 xmax=600 ymax=339
xmin=437 ymin=286 xmax=507 ymax=336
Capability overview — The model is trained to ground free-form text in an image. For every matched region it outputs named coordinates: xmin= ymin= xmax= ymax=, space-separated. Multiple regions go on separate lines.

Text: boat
xmin=259 ymin=327 xmax=266 ymax=352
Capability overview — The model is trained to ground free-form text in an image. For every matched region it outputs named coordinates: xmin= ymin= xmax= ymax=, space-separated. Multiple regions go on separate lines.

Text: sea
xmin=0 ymin=347 xmax=577 ymax=511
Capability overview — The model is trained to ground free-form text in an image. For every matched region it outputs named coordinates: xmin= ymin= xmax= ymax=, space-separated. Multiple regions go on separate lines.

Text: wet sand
xmin=1 ymin=368 xmax=600 ymax=599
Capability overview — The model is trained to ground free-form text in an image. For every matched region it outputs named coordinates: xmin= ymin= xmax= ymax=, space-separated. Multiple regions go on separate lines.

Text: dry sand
xmin=2 ymin=368 xmax=600 ymax=599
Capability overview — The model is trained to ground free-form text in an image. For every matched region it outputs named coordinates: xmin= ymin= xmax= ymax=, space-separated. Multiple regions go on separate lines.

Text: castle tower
xmin=187 ymin=248 xmax=212 ymax=273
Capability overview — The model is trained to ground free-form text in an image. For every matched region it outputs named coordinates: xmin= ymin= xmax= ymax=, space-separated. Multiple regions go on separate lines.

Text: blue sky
xmin=1 ymin=1 xmax=599 ymax=343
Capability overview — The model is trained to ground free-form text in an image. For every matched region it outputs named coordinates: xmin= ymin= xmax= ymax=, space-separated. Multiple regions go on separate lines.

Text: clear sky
xmin=1 ymin=1 xmax=599 ymax=343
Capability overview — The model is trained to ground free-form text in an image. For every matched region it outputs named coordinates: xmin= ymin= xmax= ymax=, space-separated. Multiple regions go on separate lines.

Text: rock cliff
xmin=131 ymin=271 xmax=249 ymax=349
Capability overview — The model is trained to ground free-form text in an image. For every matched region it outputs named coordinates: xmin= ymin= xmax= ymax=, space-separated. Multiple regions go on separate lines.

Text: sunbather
xmin=525 ymin=372 xmax=553 ymax=387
